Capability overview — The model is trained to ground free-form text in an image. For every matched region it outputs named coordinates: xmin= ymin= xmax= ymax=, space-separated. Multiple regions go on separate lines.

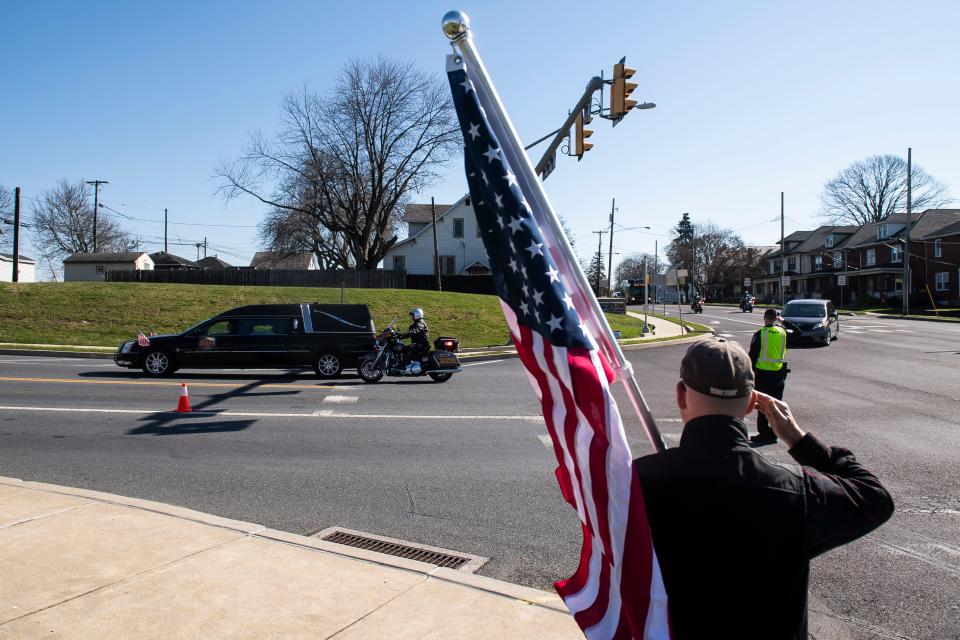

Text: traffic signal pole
xmin=533 ymin=76 xmax=604 ymax=179
xmin=606 ymin=198 xmax=615 ymax=295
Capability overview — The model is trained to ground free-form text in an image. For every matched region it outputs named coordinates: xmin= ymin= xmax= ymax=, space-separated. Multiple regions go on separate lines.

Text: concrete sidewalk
xmin=0 ymin=476 xmax=581 ymax=639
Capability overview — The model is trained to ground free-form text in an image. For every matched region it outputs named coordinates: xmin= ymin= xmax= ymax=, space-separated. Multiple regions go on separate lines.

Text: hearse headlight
xmin=121 ymin=341 xmax=135 ymax=353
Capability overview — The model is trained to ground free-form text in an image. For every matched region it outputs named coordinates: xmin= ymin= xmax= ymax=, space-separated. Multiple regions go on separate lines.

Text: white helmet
xmin=410 ymin=308 xmax=424 ymax=320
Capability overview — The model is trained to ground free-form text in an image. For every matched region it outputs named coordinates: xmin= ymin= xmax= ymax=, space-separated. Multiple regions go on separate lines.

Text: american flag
xmin=447 ymin=59 xmax=670 ymax=639
xmin=137 ymin=332 xmax=150 ymax=348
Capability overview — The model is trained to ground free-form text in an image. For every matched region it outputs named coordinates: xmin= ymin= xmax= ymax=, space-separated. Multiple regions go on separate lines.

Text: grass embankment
xmin=0 ymin=282 xmax=660 ymax=349
xmin=651 ymin=313 xmax=712 ymax=334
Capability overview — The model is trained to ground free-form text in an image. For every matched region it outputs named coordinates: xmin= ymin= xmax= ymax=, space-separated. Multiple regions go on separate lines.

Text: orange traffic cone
xmin=176 ymin=383 xmax=192 ymax=413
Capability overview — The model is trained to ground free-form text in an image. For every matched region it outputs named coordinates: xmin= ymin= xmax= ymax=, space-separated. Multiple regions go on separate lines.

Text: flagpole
xmin=443 ymin=11 xmax=666 ymax=453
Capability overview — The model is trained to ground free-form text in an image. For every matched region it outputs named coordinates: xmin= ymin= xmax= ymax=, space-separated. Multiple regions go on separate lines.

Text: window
xmin=392 ymin=255 xmax=406 ymax=272
xmin=876 ymin=223 xmax=888 ymax=240
xmin=934 ymin=239 xmax=942 ymax=258
xmin=440 ymin=255 xmax=456 ymax=274
xmin=96 ymin=265 xmax=105 ymax=274
xmin=236 ymin=318 xmax=287 ymax=336
xmin=787 ymin=257 xmax=797 ymax=272
xmin=204 ymin=320 xmax=234 ymax=336
xmin=824 ymin=234 xmax=834 ymax=248
xmin=814 ymin=255 xmax=823 ymax=270
xmin=894 ymin=277 xmax=902 ymax=292
xmin=866 ymin=248 xmax=876 ymax=266
xmin=452 ymin=218 xmax=464 ymax=238
xmin=935 ymin=271 xmax=949 ymax=292
xmin=890 ymin=245 xmax=902 ymax=262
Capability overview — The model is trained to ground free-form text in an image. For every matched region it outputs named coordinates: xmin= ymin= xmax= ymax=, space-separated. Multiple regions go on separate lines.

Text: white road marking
xmin=0 ymin=405 xmax=544 ymax=421
xmin=537 ymin=434 xmax=552 ymax=448
xmin=656 ymin=418 xmax=683 ymax=422
xmin=870 ymin=329 xmax=892 ymax=333
xmin=845 ymin=330 xmax=865 ymax=334
xmin=461 ymin=359 xmax=508 ymax=367
xmin=710 ymin=321 xmax=720 ymax=325
xmin=718 ymin=333 xmax=736 ymax=338
xmin=662 ymin=433 xmax=681 ymax=440
xmin=322 ymin=395 xmax=359 ymax=404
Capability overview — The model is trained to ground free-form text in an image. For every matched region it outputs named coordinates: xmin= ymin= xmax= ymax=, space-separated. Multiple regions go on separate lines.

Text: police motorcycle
xmin=740 ymin=295 xmax=755 ymax=313
xmin=690 ymin=294 xmax=704 ymax=314
xmin=357 ymin=318 xmax=462 ymax=383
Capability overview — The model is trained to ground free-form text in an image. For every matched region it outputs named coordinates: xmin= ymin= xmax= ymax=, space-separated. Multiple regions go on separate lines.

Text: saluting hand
xmin=754 ymin=392 xmax=806 ymax=448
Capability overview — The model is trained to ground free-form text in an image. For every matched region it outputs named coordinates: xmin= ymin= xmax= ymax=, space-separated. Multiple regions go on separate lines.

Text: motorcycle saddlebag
xmin=433 ymin=336 xmax=460 ymax=352
xmin=430 ymin=350 xmax=461 ymax=369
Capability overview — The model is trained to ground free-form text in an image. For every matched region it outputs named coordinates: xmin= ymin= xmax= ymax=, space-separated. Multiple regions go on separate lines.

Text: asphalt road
xmin=1 ymin=309 xmax=958 ymax=639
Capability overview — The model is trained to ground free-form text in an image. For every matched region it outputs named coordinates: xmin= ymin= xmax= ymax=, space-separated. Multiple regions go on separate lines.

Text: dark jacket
xmin=401 ymin=319 xmax=430 ymax=349
xmin=633 ymin=416 xmax=894 ymax=640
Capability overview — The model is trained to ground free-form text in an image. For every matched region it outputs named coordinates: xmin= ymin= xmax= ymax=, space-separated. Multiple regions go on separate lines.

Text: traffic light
xmin=575 ymin=111 xmax=593 ymax=159
xmin=611 ymin=59 xmax=638 ymax=119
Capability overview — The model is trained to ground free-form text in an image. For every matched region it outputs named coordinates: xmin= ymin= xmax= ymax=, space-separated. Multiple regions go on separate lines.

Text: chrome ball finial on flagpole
xmin=442 ymin=10 xmax=470 ymax=41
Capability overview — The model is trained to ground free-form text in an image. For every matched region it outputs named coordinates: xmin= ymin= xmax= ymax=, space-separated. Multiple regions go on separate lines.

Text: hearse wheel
xmin=313 ymin=352 xmax=343 ymax=378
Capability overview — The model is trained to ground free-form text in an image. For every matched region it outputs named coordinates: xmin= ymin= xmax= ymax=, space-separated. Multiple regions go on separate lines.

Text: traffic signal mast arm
xmin=533 ymin=76 xmax=604 ymax=178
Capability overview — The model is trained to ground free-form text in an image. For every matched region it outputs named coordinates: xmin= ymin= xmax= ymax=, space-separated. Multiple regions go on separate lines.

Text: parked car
xmin=781 ymin=299 xmax=839 ymax=346
xmin=114 ymin=304 xmax=376 ymax=378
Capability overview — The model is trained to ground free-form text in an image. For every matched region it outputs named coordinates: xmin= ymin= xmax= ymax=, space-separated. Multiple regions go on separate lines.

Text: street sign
xmin=837 ymin=275 xmax=847 ymax=286
xmin=666 ymin=274 xmax=678 ymax=286
xmin=677 ymin=269 xmax=688 ymax=278
xmin=781 ymin=276 xmax=791 ymax=286
xmin=743 ymin=277 xmax=751 ymax=287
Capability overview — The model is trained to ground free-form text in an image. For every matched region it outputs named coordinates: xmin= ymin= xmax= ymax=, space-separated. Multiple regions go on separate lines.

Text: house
xmin=63 ymin=252 xmax=154 ymax=282
xmin=249 ymin=251 xmax=319 ymax=270
xmin=383 ymin=198 xmax=490 ymax=275
xmin=843 ymin=209 xmax=960 ymax=305
xmin=0 ymin=253 xmax=37 ymax=282
xmin=195 ymin=255 xmax=233 ymax=269
xmin=914 ymin=216 xmax=960 ymax=304
xmin=148 ymin=251 xmax=198 ymax=270
xmin=752 ymin=230 xmax=814 ymax=301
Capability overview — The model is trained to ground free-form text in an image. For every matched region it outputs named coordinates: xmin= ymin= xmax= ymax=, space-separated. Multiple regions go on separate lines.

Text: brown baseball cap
xmin=680 ymin=337 xmax=755 ymax=399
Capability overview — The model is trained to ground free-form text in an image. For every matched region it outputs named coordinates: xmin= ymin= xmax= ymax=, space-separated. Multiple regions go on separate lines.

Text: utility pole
xmin=12 ymin=187 xmax=20 ymax=282
xmin=593 ymin=230 xmax=607 ymax=294
xmin=902 ymin=148 xmax=912 ymax=315
xmin=85 ymin=180 xmax=108 ymax=252
xmin=203 ymin=237 xmax=208 ymax=259
xmin=606 ymin=198 xmax=615 ymax=295
xmin=164 ymin=209 xmax=168 ymax=253
xmin=431 ymin=197 xmax=441 ymax=291
xmin=780 ymin=192 xmax=785 ymax=307
xmin=653 ymin=239 xmax=658 ymax=302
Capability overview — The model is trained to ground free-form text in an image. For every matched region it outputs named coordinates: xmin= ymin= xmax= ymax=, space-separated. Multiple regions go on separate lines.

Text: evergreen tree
xmin=585 ymin=252 xmax=607 ymax=295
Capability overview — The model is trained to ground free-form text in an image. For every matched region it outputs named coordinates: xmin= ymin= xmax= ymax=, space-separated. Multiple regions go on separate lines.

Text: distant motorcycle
xmin=358 ymin=319 xmax=462 ymax=383
xmin=691 ymin=298 xmax=704 ymax=314
xmin=740 ymin=297 xmax=755 ymax=313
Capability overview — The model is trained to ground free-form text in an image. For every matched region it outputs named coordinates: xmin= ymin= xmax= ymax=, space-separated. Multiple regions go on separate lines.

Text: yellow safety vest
xmin=756 ymin=325 xmax=787 ymax=372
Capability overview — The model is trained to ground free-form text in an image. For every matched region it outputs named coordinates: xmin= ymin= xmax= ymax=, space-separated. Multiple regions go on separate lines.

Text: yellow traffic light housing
xmin=611 ymin=61 xmax=638 ymax=118
xmin=575 ymin=111 xmax=593 ymax=159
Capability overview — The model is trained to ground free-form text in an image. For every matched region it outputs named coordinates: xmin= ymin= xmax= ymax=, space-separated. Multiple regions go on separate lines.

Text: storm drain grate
xmin=314 ymin=527 xmax=488 ymax=573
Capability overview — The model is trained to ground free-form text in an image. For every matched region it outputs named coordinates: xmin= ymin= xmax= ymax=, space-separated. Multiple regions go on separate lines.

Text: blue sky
xmin=2 ymin=0 xmax=958 ymax=274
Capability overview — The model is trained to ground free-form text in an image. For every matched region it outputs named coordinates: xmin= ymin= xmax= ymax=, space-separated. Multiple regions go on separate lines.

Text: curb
xmin=868 ymin=313 xmax=960 ymax=324
xmin=0 ymin=348 xmax=113 ymax=359
xmin=0 ymin=475 xmax=568 ymax=614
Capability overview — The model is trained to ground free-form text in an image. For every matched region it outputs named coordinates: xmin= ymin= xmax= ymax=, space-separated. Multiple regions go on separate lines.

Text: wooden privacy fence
xmin=106 ymin=268 xmax=406 ymax=289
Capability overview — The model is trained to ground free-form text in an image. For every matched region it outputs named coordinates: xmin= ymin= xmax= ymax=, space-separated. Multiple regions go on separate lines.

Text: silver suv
xmin=781 ymin=299 xmax=839 ymax=346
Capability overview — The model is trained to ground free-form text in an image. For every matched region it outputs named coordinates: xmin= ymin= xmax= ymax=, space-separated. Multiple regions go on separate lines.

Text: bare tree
xmin=31 ymin=179 xmax=137 ymax=262
xmin=258 ymin=206 xmax=350 ymax=269
xmin=217 ymin=57 xmax=461 ymax=269
xmin=614 ymin=252 xmax=662 ymax=284
xmin=666 ymin=220 xmax=744 ymax=294
xmin=821 ymin=154 xmax=950 ymax=225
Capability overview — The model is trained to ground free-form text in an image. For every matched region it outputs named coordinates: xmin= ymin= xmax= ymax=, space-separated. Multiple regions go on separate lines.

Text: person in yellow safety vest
xmin=748 ymin=308 xmax=789 ymax=446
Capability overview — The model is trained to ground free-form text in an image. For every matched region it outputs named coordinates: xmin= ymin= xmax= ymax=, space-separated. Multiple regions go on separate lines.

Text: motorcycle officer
xmin=399 ymin=308 xmax=430 ymax=373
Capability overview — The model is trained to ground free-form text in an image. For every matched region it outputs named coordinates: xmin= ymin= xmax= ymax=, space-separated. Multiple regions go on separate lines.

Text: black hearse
xmin=114 ymin=304 xmax=376 ymax=378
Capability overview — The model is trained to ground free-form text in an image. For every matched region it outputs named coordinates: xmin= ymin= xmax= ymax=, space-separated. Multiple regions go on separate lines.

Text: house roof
xmin=63 ymin=252 xmax=148 ymax=264
xmin=404 ymin=203 xmax=454 ymax=223
xmin=195 ymin=255 xmax=233 ymax=269
xmin=843 ymin=212 xmax=910 ymax=248
xmin=250 ymin=251 xmax=315 ymax=269
xmin=921 ymin=219 xmax=960 ymax=240
xmin=149 ymin=251 xmax=196 ymax=267
xmin=792 ymin=225 xmax=860 ymax=254
xmin=908 ymin=209 xmax=960 ymax=240
xmin=0 ymin=253 xmax=36 ymax=265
